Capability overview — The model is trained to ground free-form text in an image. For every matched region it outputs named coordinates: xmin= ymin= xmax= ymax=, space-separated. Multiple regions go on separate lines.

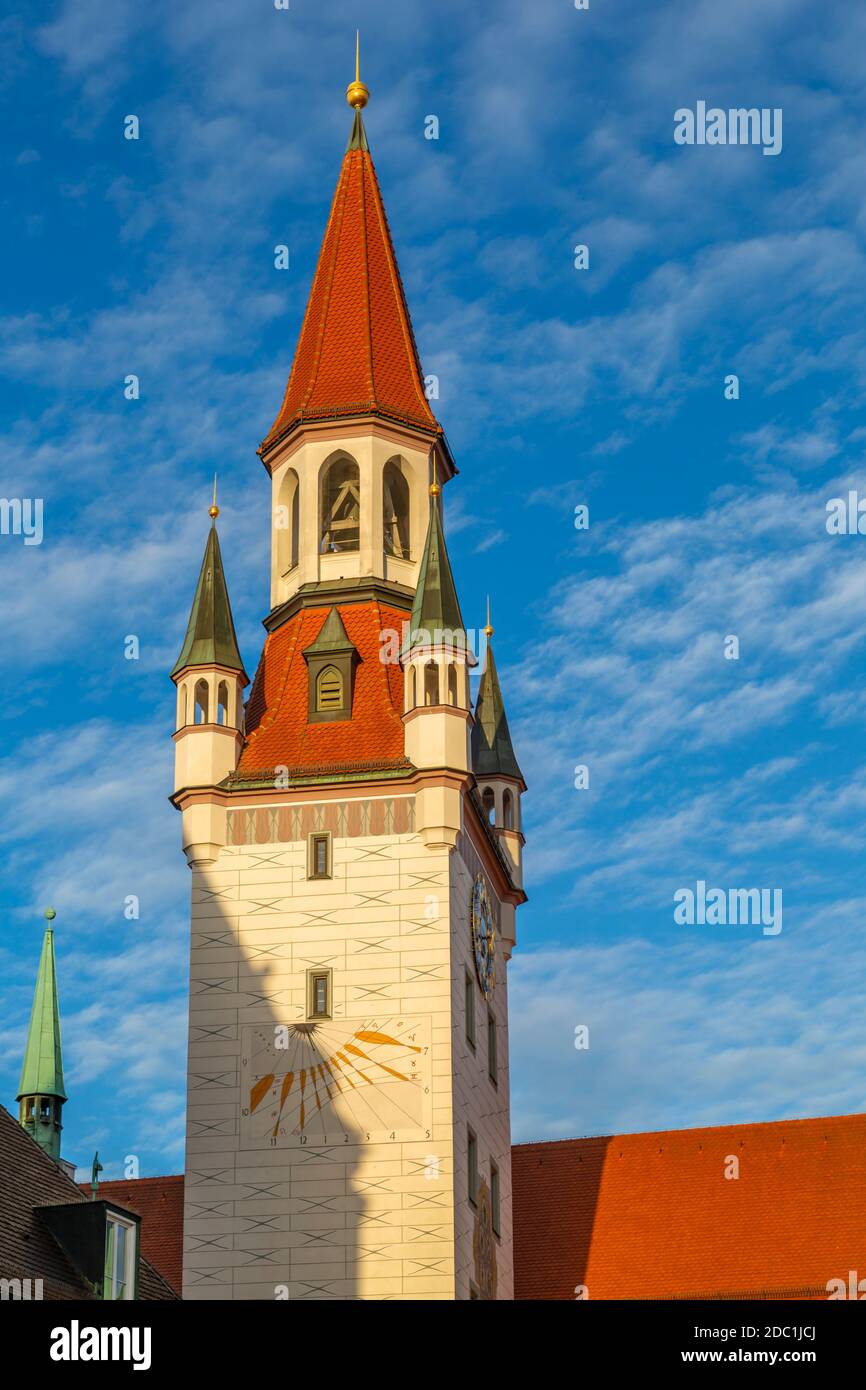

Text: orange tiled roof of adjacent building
xmin=262 ymin=124 xmax=439 ymax=453
xmin=512 ymin=1112 xmax=866 ymax=1300
xmin=237 ymin=600 xmax=409 ymax=776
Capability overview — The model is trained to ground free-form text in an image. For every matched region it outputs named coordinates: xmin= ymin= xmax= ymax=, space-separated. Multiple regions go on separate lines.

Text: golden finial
xmin=209 ymin=474 xmax=220 ymax=519
xmin=44 ymin=907 xmax=57 ymax=922
xmin=429 ymin=452 xmax=441 ymax=498
xmin=484 ymin=596 xmax=494 ymax=639
xmin=346 ymin=31 xmax=370 ymax=110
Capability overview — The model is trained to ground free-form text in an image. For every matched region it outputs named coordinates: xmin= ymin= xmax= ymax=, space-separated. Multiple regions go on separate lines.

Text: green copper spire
xmin=405 ymin=487 xmax=467 ymax=654
xmin=472 ymin=640 xmax=524 ymax=783
xmin=171 ymin=519 xmax=247 ymax=680
xmin=17 ymin=909 xmax=67 ymax=1162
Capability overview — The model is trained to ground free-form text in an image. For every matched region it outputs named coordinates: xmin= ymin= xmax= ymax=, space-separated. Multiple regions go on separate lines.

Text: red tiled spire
xmin=261 ymin=109 xmax=440 ymax=455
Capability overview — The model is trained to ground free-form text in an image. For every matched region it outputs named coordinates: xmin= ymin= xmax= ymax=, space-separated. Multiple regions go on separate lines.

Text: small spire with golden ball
xmin=484 ymin=596 xmax=494 ymax=639
xmin=209 ymin=474 xmax=220 ymax=520
xmin=346 ymin=31 xmax=370 ymax=110
xmin=429 ymin=452 xmax=441 ymax=498
xmin=44 ymin=907 xmax=57 ymax=923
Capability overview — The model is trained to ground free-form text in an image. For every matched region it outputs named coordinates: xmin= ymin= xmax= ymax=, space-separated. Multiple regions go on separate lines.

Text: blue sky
xmin=2 ymin=0 xmax=866 ymax=1179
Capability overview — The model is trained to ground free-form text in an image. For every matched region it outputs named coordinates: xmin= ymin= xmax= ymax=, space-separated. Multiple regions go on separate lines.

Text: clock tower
xmin=172 ymin=54 xmax=526 ymax=1301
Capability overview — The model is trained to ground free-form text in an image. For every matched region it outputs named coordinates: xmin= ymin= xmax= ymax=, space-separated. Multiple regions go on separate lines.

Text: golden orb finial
xmin=484 ymin=595 xmax=494 ymax=639
xmin=429 ymin=452 xmax=441 ymax=498
xmin=346 ymin=30 xmax=370 ymax=110
xmin=44 ymin=906 xmax=57 ymax=922
xmin=209 ymin=474 xmax=220 ymax=519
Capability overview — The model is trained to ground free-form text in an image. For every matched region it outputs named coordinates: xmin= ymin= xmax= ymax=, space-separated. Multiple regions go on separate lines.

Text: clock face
xmin=240 ymin=1017 xmax=432 ymax=1149
xmin=471 ymin=874 xmax=496 ymax=999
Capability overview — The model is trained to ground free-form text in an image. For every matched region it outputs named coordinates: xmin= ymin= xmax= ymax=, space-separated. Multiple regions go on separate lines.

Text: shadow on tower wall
xmin=183 ymin=858 xmax=364 ymax=1301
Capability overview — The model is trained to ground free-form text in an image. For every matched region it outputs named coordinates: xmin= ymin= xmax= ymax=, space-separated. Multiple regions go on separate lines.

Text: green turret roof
xmin=405 ymin=493 xmax=467 ymax=653
xmin=171 ymin=521 xmax=247 ymax=680
xmin=472 ymin=641 xmax=524 ymax=783
xmin=17 ymin=927 xmax=66 ymax=1102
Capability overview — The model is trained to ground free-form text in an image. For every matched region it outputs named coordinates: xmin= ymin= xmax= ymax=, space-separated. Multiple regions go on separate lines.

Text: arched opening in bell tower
xmin=277 ymin=467 xmax=300 ymax=573
xmin=320 ymin=455 xmax=360 ymax=554
xmin=194 ymin=679 xmax=209 ymax=724
xmin=424 ymin=661 xmax=439 ymax=706
xmin=383 ymin=458 xmax=411 ymax=559
xmin=217 ymin=681 xmax=229 ymax=726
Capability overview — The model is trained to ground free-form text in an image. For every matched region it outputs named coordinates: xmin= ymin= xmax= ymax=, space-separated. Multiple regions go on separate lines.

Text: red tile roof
xmin=0 ymin=1105 xmax=175 ymax=1300
xmin=81 ymin=1174 xmax=184 ymax=1295
xmin=262 ymin=131 xmax=439 ymax=453
xmin=237 ymin=600 xmax=409 ymax=776
xmin=512 ymin=1112 xmax=866 ymax=1300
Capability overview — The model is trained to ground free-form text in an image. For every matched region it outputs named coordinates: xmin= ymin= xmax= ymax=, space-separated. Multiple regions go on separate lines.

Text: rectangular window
xmin=487 ymin=1011 xmax=498 ymax=1084
xmin=491 ymin=1161 xmax=501 ymax=1236
xmin=308 ymin=832 xmax=331 ymax=879
xmin=465 ymin=971 xmax=476 ymax=1049
xmin=103 ymin=1214 xmax=137 ymax=1300
xmin=307 ymin=968 xmax=332 ymax=1021
xmin=468 ymin=1128 xmax=478 ymax=1206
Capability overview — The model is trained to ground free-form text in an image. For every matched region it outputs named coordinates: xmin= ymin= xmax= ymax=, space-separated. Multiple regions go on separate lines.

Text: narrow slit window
xmin=465 ymin=971 xmax=476 ymax=1049
xmin=487 ymin=1012 xmax=498 ymax=1084
xmin=307 ymin=969 xmax=332 ymax=1020
xmin=491 ymin=1161 xmax=501 ymax=1236
xmin=468 ymin=1128 xmax=478 ymax=1206
xmin=309 ymin=833 xmax=331 ymax=879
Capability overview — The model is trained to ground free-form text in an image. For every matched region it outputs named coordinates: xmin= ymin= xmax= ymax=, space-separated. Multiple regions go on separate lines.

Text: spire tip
xmin=346 ymin=30 xmax=370 ymax=110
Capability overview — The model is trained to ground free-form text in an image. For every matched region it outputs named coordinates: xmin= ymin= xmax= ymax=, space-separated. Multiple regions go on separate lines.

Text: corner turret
xmin=171 ymin=491 xmax=248 ymax=865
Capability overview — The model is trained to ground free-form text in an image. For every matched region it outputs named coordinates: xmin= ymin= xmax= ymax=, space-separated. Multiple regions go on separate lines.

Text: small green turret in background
xmin=17 ymin=908 xmax=67 ymax=1162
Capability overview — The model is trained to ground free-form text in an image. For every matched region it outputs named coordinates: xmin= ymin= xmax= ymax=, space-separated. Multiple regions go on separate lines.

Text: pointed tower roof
xmin=171 ymin=518 xmax=247 ymax=681
xmin=303 ymin=605 xmax=357 ymax=658
xmin=261 ymin=55 xmax=440 ymax=457
xmin=472 ymin=634 xmax=524 ymax=784
xmin=17 ymin=915 xmax=66 ymax=1102
xmin=406 ymin=486 xmax=467 ymax=652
